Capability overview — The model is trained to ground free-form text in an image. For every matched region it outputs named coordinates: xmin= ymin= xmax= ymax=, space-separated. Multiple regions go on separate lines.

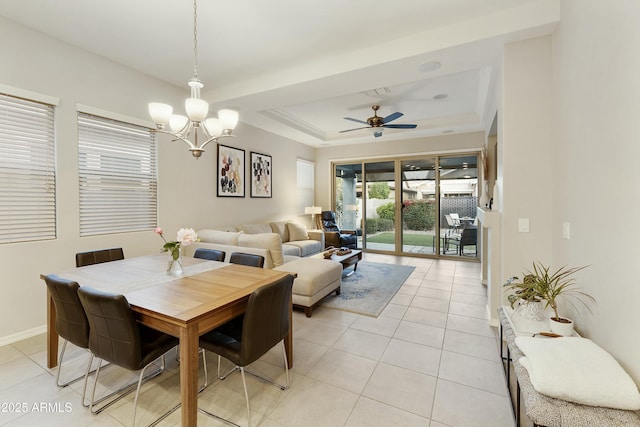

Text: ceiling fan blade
xmin=339 ymin=126 xmax=371 ymax=133
xmin=383 ymin=112 xmax=403 ymax=123
xmin=383 ymin=124 xmax=417 ymax=129
xmin=343 ymin=117 xmax=369 ymax=125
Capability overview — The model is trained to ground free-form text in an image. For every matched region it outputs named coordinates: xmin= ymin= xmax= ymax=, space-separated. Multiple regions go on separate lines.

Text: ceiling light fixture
xmin=148 ymin=0 xmax=238 ymax=158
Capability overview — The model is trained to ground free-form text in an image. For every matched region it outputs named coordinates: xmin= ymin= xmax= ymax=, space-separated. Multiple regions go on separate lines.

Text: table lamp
xmin=305 ymin=206 xmax=322 ymax=229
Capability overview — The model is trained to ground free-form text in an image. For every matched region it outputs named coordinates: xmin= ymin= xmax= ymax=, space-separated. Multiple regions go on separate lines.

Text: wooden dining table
xmin=41 ymin=254 xmax=294 ymax=427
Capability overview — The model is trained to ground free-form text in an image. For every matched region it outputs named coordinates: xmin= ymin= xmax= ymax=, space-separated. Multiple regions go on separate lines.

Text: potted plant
xmin=505 ymin=262 xmax=595 ymax=335
xmin=503 ymin=274 xmax=544 ymax=321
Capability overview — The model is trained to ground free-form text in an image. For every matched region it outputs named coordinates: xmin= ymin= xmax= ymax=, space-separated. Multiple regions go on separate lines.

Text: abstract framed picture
xmin=250 ymin=151 xmax=272 ymax=198
xmin=217 ymin=144 xmax=245 ymax=197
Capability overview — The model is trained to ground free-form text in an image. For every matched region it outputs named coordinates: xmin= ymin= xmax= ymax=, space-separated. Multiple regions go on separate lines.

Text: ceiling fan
xmin=339 ymin=105 xmax=417 ymax=138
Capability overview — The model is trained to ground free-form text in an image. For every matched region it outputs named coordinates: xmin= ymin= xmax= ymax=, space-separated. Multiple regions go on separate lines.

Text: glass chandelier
xmin=148 ymin=0 xmax=238 ymax=158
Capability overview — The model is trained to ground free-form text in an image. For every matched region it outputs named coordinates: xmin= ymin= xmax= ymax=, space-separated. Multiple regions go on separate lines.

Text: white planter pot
xmin=518 ymin=301 xmax=544 ymax=321
xmin=549 ymin=317 xmax=574 ymax=336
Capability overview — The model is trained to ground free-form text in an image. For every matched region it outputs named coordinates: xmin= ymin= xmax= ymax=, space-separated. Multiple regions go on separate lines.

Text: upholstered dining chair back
xmin=78 ymin=286 xmax=177 ymax=371
xmin=43 ymin=274 xmax=91 ymax=388
xmin=229 ymin=252 xmax=265 ymax=268
xmin=198 ymin=274 xmax=294 ymax=427
xmin=238 ymin=274 xmax=294 ymax=365
xmin=44 ymin=275 xmax=89 ymax=349
xmin=75 ymin=248 xmax=124 ymax=267
xmin=194 ymin=248 xmax=226 ymax=262
xmin=77 ymin=286 xmax=178 ymax=424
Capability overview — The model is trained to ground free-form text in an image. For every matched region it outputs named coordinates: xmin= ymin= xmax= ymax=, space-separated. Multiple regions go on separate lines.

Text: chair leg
xmin=88 ymin=355 xmax=167 ymax=415
xmin=82 ymin=353 xmax=95 ymax=408
xmin=217 ymin=354 xmax=239 ymax=380
xmin=239 ymin=367 xmax=252 ymax=427
xmin=56 ymin=339 xmax=94 ymax=388
xmin=281 ymin=340 xmax=290 ymax=390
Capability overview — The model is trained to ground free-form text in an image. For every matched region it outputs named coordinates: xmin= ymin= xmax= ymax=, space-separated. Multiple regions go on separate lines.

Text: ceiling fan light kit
xmin=148 ymin=0 xmax=238 ymax=158
xmin=340 ymin=105 xmax=417 ymax=138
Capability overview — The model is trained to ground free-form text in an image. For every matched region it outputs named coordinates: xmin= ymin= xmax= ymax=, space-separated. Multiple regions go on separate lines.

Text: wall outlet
xmin=562 ymin=222 xmax=570 ymax=239
xmin=518 ymin=218 xmax=530 ymax=233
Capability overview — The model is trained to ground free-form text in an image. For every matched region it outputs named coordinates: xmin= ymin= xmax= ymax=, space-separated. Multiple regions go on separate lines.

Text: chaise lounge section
xmin=183 ymin=225 xmax=340 ymax=316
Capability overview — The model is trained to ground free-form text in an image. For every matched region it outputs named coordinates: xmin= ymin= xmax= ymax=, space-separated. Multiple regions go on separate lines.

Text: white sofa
xmin=237 ymin=221 xmax=324 ymax=257
xmin=182 ymin=227 xmax=340 ymax=316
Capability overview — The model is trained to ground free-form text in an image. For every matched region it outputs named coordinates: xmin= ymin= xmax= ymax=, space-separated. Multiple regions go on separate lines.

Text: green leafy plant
xmin=505 ymin=262 xmax=595 ymax=320
xmin=503 ymin=274 xmax=542 ymax=309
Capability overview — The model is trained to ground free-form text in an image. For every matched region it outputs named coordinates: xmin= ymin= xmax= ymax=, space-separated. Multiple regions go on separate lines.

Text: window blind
xmin=0 ymin=94 xmax=56 ymax=244
xmin=297 ymin=159 xmax=315 ymax=214
xmin=78 ymin=112 xmax=157 ymax=236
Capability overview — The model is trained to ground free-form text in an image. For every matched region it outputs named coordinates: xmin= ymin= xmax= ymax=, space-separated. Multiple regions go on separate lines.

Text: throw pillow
xmin=196 ymin=229 xmax=241 ymax=246
xmin=287 ymin=222 xmax=309 ymax=241
xmin=238 ymin=223 xmax=272 ymax=234
xmin=269 ymin=221 xmax=290 ymax=243
xmin=237 ymin=233 xmax=284 ymax=267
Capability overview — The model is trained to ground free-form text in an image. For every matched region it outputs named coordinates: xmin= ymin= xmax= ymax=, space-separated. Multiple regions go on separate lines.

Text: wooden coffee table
xmin=312 ymin=249 xmax=362 ymax=276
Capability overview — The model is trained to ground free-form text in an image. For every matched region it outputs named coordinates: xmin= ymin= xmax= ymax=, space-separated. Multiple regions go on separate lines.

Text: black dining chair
xmin=199 ymin=274 xmax=295 ymax=427
xmin=193 ymin=248 xmax=226 ymax=262
xmin=43 ymin=275 xmax=92 ymax=398
xmin=75 ymin=248 xmax=125 ymax=267
xmin=77 ymin=286 xmax=179 ymax=426
xmin=229 ymin=252 xmax=265 ymax=268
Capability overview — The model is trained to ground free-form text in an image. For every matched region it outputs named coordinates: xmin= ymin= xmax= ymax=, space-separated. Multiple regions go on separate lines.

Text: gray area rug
xmin=321 ymin=261 xmax=416 ymax=317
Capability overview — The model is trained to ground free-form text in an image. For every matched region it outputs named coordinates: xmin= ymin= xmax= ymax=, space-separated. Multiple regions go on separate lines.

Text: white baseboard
xmin=0 ymin=325 xmax=47 ymax=347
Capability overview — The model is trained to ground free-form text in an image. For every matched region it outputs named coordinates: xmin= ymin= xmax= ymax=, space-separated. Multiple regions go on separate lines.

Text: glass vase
xmin=167 ymin=254 xmax=183 ymax=276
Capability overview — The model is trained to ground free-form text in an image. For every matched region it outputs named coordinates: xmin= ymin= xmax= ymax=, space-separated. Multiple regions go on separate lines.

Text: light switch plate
xmin=518 ymin=218 xmax=530 ymax=233
xmin=563 ymin=222 xmax=570 ymax=239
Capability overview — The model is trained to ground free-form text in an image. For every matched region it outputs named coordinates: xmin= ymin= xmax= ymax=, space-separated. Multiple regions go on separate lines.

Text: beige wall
xmin=500 ymin=36 xmax=555 ymax=287
xmin=550 ymin=0 xmax=640 ymax=381
xmin=0 ymin=17 xmax=314 ymax=342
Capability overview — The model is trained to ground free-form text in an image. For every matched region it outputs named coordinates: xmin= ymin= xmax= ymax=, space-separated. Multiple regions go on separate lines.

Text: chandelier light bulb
xmin=219 ymin=109 xmax=239 ymax=132
xmin=169 ymin=115 xmax=189 ymax=133
xmin=185 ymin=98 xmax=209 ymax=123
xmin=204 ymin=117 xmax=222 ymax=137
xmin=148 ymin=103 xmax=173 ymax=128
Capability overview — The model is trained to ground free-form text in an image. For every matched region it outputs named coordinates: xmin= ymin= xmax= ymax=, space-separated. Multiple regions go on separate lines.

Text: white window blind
xmin=0 ymin=93 xmax=56 ymax=244
xmin=297 ymin=159 xmax=315 ymax=214
xmin=78 ymin=112 xmax=157 ymax=236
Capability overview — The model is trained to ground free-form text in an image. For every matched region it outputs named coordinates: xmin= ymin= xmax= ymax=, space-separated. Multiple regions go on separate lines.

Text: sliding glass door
xmin=333 ymin=152 xmax=479 ymax=259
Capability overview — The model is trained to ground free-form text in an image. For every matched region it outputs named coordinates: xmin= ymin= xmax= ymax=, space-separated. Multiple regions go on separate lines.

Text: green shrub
xmin=377 ymin=218 xmax=394 ymax=231
xmin=365 ymin=218 xmax=379 ymax=234
xmin=376 ymin=202 xmax=395 ymax=221
xmin=403 ymin=200 xmax=435 ymax=230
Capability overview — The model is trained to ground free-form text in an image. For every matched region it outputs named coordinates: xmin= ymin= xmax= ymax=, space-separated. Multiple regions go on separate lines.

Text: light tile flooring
xmin=0 ymin=253 xmax=514 ymax=427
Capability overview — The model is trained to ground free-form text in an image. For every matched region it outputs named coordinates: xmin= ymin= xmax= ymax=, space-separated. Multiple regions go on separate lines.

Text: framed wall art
xmin=217 ymin=144 xmax=245 ymax=197
xmin=250 ymin=151 xmax=272 ymax=198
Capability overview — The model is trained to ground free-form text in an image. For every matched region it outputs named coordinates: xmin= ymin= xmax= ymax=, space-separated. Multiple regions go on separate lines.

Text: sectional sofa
xmin=182 ymin=221 xmax=342 ymax=317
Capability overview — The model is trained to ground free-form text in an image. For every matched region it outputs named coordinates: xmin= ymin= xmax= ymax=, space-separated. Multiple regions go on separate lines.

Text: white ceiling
xmin=0 ymin=0 xmax=559 ymax=147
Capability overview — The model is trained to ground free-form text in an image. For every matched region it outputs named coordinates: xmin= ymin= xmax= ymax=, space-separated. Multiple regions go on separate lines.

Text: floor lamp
xmin=305 ymin=206 xmax=322 ymax=230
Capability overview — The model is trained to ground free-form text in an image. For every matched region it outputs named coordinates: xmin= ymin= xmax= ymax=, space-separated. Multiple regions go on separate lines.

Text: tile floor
xmin=0 ymin=253 xmax=515 ymax=427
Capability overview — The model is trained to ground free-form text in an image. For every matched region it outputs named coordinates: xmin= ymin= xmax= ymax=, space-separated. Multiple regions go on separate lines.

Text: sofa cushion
xmin=282 ymin=243 xmax=301 ymax=257
xmin=287 ymin=222 xmax=309 ymax=241
xmin=269 ymin=221 xmax=290 ymax=243
xmin=286 ymin=239 xmax=323 ymax=257
xmin=238 ymin=223 xmax=272 ymax=234
xmin=197 ymin=229 xmax=241 ymax=246
xmin=238 ymin=232 xmax=284 ymax=267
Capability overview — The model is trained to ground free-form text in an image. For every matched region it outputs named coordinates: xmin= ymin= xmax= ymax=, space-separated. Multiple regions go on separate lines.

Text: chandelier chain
xmin=192 ymin=0 xmax=198 ymax=79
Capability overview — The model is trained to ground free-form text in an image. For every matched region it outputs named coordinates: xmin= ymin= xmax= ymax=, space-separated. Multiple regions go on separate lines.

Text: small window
xmin=78 ymin=112 xmax=157 ymax=236
xmin=0 ymin=93 xmax=56 ymax=244
xmin=296 ymin=159 xmax=315 ymax=214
